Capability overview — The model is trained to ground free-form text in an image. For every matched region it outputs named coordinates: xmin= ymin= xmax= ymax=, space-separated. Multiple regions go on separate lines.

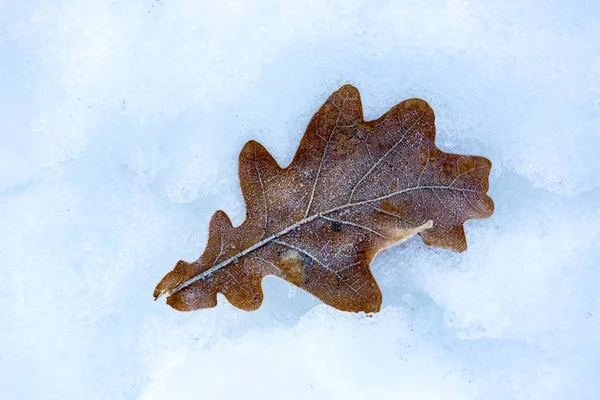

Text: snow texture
xmin=1 ymin=1 xmax=599 ymax=399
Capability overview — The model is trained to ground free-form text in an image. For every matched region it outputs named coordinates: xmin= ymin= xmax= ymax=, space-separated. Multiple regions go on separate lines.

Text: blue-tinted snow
xmin=1 ymin=1 xmax=599 ymax=399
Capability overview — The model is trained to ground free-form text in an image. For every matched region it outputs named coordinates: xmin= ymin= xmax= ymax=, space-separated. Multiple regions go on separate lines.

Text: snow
xmin=1 ymin=0 xmax=599 ymax=399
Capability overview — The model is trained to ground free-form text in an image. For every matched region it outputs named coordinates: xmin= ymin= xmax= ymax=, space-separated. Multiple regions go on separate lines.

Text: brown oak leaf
xmin=154 ymin=84 xmax=494 ymax=313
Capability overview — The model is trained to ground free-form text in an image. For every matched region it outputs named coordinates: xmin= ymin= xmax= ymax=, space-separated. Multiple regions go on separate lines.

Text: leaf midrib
xmin=162 ymin=183 xmax=480 ymax=298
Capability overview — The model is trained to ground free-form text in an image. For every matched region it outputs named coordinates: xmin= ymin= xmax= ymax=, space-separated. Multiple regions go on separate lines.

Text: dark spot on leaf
xmin=302 ymin=254 xmax=313 ymax=268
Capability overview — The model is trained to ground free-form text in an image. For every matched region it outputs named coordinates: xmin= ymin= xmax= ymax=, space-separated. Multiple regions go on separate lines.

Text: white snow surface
xmin=1 ymin=1 xmax=599 ymax=399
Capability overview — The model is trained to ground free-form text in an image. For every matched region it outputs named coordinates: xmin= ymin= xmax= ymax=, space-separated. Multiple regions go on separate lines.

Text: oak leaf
xmin=154 ymin=85 xmax=494 ymax=313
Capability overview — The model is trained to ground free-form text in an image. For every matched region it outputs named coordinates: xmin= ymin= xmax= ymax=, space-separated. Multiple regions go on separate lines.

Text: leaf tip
xmin=153 ymin=287 xmax=170 ymax=301
xmin=338 ymin=83 xmax=359 ymax=92
xmin=333 ymin=84 xmax=362 ymax=103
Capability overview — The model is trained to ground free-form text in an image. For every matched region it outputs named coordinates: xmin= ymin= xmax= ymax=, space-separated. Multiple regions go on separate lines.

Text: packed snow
xmin=1 ymin=1 xmax=599 ymax=399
